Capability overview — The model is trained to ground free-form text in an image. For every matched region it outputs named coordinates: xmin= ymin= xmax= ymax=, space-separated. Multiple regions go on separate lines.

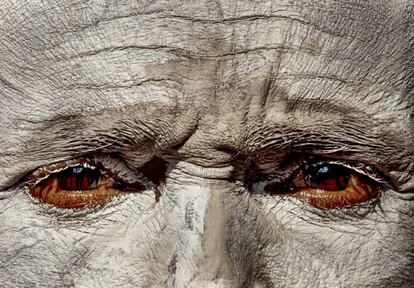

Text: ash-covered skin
xmin=0 ymin=0 xmax=413 ymax=287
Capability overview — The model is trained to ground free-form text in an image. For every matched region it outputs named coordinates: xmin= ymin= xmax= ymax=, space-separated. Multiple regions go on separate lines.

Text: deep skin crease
xmin=0 ymin=0 xmax=413 ymax=287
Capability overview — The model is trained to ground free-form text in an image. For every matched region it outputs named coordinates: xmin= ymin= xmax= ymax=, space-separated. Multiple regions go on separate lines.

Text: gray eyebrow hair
xmin=283 ymin=98 xmax=367 ymax=116
xmin=8 ymin=106 xmax=197 ymax=162
xmin=242 ymin=101 xmax=411 ymax=166
xmin=17 ymin=99 xmax=410 ymax=161
xmin=23 ymin=117 xmax=188 ymax=153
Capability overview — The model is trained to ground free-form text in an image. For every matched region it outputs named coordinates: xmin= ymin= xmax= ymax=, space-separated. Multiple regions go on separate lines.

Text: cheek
xmin=2 ymin=181 xmax=413 ymax=287
xmin=0 ymin=189 xmax=67 ymax=285
xmin=0 ymin=179 xmax=221 ymax=287
xmin=253 ymin=196 xmax=414 ymax=286
xmin=0 ymin=189 xmax=174 ymax=286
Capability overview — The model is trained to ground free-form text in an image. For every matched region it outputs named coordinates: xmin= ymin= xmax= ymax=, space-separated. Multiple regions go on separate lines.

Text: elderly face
xmin=0 ymin=0 xmax=413 ymax=287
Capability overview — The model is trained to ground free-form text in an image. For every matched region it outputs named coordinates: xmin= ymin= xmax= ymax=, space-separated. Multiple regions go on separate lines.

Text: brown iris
xmin=265 ymin=162 xmax=378 ymax=208
xmin=28 ymin=165 xmax=143 ymax=209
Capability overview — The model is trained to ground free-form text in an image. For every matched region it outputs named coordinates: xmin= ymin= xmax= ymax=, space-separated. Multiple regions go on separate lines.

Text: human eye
xmin=251 ymin=156 xmax=385 ymax=209
xmin=25 ymin=155 xmax=153 ymax=209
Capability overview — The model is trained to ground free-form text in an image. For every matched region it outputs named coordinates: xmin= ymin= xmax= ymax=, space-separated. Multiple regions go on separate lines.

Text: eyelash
xmin=27 ymin=155 xmax=152 ymax=191
xmin=268 ymin=158 xmax=383 ymax=184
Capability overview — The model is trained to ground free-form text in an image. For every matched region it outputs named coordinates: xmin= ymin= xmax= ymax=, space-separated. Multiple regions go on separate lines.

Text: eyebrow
xmin=15 ymin=97 xmax=410 ymax=159
xmin=243 ymin=99 xmax=411 ymax=165
xmin=33 ymin=112 xmax=195 ymax=155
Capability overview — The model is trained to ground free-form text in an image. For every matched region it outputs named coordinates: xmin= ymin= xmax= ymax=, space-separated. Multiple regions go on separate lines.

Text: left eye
xmin=27 ymin=161 xmax=144 ymax=209
xmin=264 ymin=162 xmax=379 ymax=209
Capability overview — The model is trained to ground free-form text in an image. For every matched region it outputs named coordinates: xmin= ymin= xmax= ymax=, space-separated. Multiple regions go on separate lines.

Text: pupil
xmin=317 ymin=165 xmax=329 ymax=175
xmin=57 ymin=166 xmax=100 ymax=191
xmin=308 ymin=162 xmax=350 ymax=191
xmin=311 ymin=163 xmax=345 ymax=180
xmin=72 ymin=166 xmax=84 ymax=174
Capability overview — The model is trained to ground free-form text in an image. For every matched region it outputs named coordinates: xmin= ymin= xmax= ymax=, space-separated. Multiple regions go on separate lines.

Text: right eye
xmin=27 ymin=158 xmax=146 ymax=209
xmin=263 ymin=160 xmax=380 ymax=209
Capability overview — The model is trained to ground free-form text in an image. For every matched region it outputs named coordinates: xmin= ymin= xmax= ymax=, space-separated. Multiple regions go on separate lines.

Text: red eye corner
xmin=264 ymin=162 xmax=379 ymax=209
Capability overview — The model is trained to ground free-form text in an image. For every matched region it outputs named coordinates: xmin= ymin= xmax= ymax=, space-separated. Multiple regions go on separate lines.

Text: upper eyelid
xmin=27 ymin=156 xmax=144 ymax=186
xmin=314 ymin=160 xmax=398 ymax=190
xmin=27 ymin=159 xmax=97 ymax=185
xmin=263 ymin=158 xmax=387 ymax=186
xmin=309 ymin=160 xmax=384 ymax=182
xmin=344 ymin=166 xmax=384 ymax=183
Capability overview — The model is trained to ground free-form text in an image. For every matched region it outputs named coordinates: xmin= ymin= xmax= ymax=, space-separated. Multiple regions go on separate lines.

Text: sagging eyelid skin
xmin=0 ymin=0 xmax=413 ymax=288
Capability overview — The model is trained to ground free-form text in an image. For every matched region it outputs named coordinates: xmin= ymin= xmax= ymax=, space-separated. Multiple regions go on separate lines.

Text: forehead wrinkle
xmin=0 ymin=80 xmax=185 ymax=127
xmin=255 ymin=64 xmax=413 ymax=126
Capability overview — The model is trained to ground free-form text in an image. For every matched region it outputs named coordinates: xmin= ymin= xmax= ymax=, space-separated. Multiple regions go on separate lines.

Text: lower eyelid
xmin=29 ymin=178 xmax=123 ymax=208
xmin=27 ymin=172 xmax=146 ymax=209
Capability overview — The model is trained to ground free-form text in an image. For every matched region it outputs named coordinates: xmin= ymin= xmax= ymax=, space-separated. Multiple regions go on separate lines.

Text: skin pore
xmin=0 ymin=0 xmax=413 ymax=287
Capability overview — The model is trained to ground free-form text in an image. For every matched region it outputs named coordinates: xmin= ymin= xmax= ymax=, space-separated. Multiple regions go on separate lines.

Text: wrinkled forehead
xmin=0 ymin=0 xmax=412 ymax=123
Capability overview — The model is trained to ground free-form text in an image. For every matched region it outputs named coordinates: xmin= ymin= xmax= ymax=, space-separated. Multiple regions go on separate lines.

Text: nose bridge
xmin=166 ymin=162 xmax=238 ymax=288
